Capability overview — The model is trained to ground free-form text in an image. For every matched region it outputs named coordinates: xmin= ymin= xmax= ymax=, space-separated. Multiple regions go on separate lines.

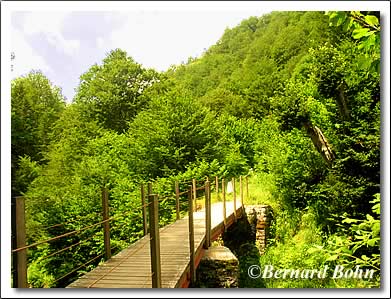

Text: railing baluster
xmin=175 ymin=181 xmax=180 ymax=220
xmin=222 ymin=178 xmax=227 ymax=229
xmin=11 ymin=197 xmax=17 ymax=288
xmin=246 ymin=175 xmax=249 ymax=200
xmin=240 ymin=175 xmax=244 ymax=214
xmin=102 ymin=188 xmax=111 ymax=260
xmin=149 ymin=194 xmax=161 ymax=288
xmin=232 ymin=177 xmax=237 ymax=221
xmin=204 ymin=179 xmax=211 ymax=249
xmin=141 ymin=184 xmax=148 ymax=236
xmin=215 ymin=175 xmax=219 ymax=201
xmin=188 ymin=185 xmax=196 ymax=285
xmin=14 ymin=196 xmax=27 ymax=288
xmin=192 ymin=179 xmax=197 ymax=211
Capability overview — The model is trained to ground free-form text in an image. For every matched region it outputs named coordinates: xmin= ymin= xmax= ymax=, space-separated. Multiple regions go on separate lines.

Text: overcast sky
xmin=10 ymin=8 xmax=271 ymax=102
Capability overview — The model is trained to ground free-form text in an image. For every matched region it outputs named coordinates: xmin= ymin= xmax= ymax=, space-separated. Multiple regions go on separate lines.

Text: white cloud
xmin=11 ymin=26 xmax=51 ymax=78
xmin=22 ymin=12 xmax=80 ymax=56
xmin=96 ymin=36 xmax=105 ymax=49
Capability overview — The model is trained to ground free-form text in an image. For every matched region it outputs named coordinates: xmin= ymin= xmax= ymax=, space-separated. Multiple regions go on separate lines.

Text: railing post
xmin=11 ymin=197 xmax=17 ymax=287
xmin=102 ymin=188 xmax=111 ymax=260
xmin=149 ymin=194 xmax=161 ymax=288
xmin=215 ymin=176 xmax=219 ymax=201
xmin=175 ymin=181 xmax=180 ymax=220
xmin=141 ymin=184 xmax=148 ymax=236
xmin=188 ymin=185 xmax=196 ymax=285
xmin=232 ymin=177 xmax=237 ymax=221
xmin=14 ymin=196 xmax=27 ymax=288
xmin=246 ymin=175 xmax=249 ymax=200
xmin=192 ymin=179 xmax=197 ymax=211
xmin=204 ymin=179 xmax=211 ymax=249
xmin=147 ymin=183 xmax=152 ymax=234
xmin=240 ymin=175 xmax=244 ymax=213
xmin=222 ymin=178 xmax=227 ymax=229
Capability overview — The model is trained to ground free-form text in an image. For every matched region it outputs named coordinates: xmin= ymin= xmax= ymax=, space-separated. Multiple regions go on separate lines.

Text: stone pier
xmin=194 ymin=246 xmax=239 ymax=288
xmin=245 ymin=205 xmax=273 ymax=255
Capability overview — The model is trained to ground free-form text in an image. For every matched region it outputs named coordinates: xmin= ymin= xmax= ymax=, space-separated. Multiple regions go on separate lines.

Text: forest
xmin=11 ymin=11 xmax=381 ymax=288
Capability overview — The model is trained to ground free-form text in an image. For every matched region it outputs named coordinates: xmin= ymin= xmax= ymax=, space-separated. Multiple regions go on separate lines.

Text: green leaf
xmin=367 ymin=238 xmax=378 ymax=247
xmin=336 ymin=12 xmax=347 ymax=26
xmin=341 ymin=247 xmax=353 ymax=255
xmin=357 ymin=56 xmax=372 ymax=70
xmin=326 ymin=254 xmax=339 ymax=261
xmin=366 ymin=214 xmax=374 ymax=222
xmin=307 ymin=247 xmax=321 ymax=254
xmin=372 ymin=203 xmax=380 ymax=214
xmin=365 ymin=15 xmax=379 ymax=27
xmin=342 ymin=18 xmax=353 ymax=32
xmin=342 ymin=217 xmax=359 ymax=224
xmin=371 ymin=222 xmax=380 ymax=236
xmin=352 ymin=28 xmax=371 ymax=39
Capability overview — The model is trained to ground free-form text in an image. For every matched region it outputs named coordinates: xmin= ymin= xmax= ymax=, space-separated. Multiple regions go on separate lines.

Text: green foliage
xmin=260 ymin=203 xmax=380 ymax=288
xmin=308 ymin=194 xmax=380 ymax=287
xmin=128 ymin=86 xmax=222 ymax=179
xmin=219 ymin=115 xmax=259 ymax=168
xmin=254 ymin=117 xmax=326 ymax=209
xmin=260 ymin=209 xmax=329 ymax=288
xmin=11 ymin=71 xmax=65 ymax=196
xmin=170 ymin=11 xmax=334 ymax=119
xmin=75 ymin=49 xmax=160 ymax=132
xmin=326 ymin=11 xmax=380 ymax=74
xmin=14 ymin=156 xmax=42 ymax=197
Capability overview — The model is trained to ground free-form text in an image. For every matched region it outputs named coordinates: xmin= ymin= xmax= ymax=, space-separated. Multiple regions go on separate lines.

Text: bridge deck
xmin=67 ymin=201 xmax=243 ymax=288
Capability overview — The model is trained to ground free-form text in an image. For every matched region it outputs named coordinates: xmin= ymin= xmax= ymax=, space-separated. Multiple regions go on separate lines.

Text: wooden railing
xmin=11 ymin=175 xmax=249 ymax=288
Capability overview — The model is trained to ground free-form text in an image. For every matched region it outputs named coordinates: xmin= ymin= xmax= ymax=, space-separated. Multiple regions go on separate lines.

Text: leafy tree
xmin=326 ymin=11 xmax=380 ymax=74
xmin=170 ymin=11 xmax=336 ymax=120
xmin=11 ymin=71 xmax=65 ymax=195
xmin=127 ymin=84 xmax=224 ymax=179
xmin=75 ymin=49 xmax=160 ymax=132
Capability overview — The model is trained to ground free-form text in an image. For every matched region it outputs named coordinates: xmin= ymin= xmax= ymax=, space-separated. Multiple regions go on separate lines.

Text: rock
xmin=195 ymin=246 xmax=239 ymax=288
xmin=244 ymin=205 xmax=273 ymax=255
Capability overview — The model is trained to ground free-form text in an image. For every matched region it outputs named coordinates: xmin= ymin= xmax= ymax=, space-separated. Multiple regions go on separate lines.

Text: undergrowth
xmin=242 ymin=174 xmax=381 ymax=288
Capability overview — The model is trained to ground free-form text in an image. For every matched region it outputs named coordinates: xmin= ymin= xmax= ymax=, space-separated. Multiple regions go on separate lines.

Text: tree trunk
xmin=304 ymin=121 xmax=335 ymax=165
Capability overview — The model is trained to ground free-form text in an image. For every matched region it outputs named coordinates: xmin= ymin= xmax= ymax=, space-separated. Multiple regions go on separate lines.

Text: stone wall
xmin=194 ymin=246 xmax=239 ymax=288
xmin=194 ymin=205 xmax=273 ymax=288
xmin=245 ymin=205 xmax=273 ymax=255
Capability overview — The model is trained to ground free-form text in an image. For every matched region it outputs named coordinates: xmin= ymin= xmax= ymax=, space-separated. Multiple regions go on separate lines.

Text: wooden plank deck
xmin=67 ymin=200 xmax=243 ymax=288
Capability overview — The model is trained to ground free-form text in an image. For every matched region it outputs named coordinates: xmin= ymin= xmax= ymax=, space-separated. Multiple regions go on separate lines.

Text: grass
xmin=243 ymin=172 xmax=283 ymax=215
xmin=194 ymin=173 xmax=280 ymax=207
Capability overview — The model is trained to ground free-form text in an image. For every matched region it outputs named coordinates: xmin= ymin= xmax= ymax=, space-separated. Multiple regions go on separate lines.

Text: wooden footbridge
xmin=11 ymin=176 xmax=248 ymax=288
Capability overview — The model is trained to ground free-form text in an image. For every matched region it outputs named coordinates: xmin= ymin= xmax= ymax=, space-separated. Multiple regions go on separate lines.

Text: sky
xmin=10 ymin=8 xmax=271 ymax=102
